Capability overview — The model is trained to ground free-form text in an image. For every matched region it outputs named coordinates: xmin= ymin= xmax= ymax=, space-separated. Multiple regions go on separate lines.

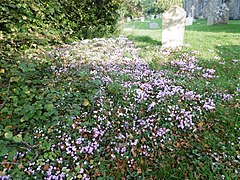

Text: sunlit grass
xmin=118 ymin=18 xmax=240 ymax=179
xmin=120 ymin=18 xmax=240 ymax=61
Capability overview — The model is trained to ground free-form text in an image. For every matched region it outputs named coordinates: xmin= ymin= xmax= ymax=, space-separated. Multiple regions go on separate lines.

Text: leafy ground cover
xmin=0 ymin=19 xmax=240 ymax=179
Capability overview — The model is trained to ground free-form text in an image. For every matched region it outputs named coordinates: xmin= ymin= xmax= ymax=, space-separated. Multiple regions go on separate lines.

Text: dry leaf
xmin=137 ymin=167 xmax=142 ymax=174
xmin=198 ymin=121 xmax=204 ymax=128
xmin=18 ymin=163 xmax=24 ymax=169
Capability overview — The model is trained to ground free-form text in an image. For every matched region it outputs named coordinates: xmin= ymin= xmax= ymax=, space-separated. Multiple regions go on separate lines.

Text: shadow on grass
xmin=215 ymin=45 xmax=240 ymax=60
xmin=128 ymin=35 xmax=162 ymax=46
xmin=186 ymin=20 xmax=240 ymax=33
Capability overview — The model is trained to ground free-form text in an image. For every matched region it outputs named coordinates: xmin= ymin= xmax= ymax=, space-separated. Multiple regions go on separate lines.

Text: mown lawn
xmin=0 ymin=18 xmax=239 ymax=179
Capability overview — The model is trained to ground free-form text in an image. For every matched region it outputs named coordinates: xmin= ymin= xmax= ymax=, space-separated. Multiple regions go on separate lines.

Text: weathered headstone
xmin=149 ymin=22 xmax=159 ymax=29
xmin=140 ymin=17 xmax=145 ymax=22
xmin=162 ymin=5 xmax=186 ymax=48
xmin=127 ymin=17 xmax=131 ymax=22
xmin=151 ymin=15 xmax=155 ymax=20
xmin=213 ymin=3 xmax=229 ymax=24
xmin=185 ymin=16 xmax=193 ymax=26
xmin=207 ymin=3 xmax=229 ymax=25
xmin=207 ymin=15 xmax=214 ymax=25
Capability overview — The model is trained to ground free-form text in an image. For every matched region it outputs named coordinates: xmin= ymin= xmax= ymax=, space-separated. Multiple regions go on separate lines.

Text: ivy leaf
xmin=13 ymin=134 xmax=22 ymax=143
xmin=7 ymin=148 xmax=17 ymax=160
xmin=45 ymin=104 xmax=54 ymax=111
xmin=4 ymin=132 xmax=13 ymax=139
xmin=20 ymin=63 xmax=28 ymax=72
xmin=10 ymin=77 xmax=20 ymax=82
xmin=0 ymin=147 xmax=8 ymax=156
xmin=0 ymin=69 xmax=5 ymax=73
xmin=83 ymin=98 xmax=89 ymax=106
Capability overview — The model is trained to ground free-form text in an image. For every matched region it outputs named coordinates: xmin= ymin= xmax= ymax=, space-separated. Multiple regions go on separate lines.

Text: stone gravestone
xmin=207 ymin=15 xmax=214 ymax=25
xmin=149 ymin=22 xmax=159 ymax=29
xmin=140 ymin=17 xmax=145 ymax=22
xmin=185 ymin=16 xmax=193 ymax=26
xmin=213 ymin=3 xmax=229 ymax=24
xmin=126 ymin=17 xmax=131 ymax=22
xmin=207 ymin=2 xmax=229 ymax=25
xmin=151 ymin=15 xmax=155 ymax=19
xmin=162 ymin=5 xmax=186 ymax=48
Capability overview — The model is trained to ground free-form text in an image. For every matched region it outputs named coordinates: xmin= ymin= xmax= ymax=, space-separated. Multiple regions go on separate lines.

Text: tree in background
xmin=155 ymin=0 xmax=183 ymax=12
xmin=119 ymin=0 xmax=143 ymax=18
xmin=141 ymin=0 xmax=156 ymax=14
xmin=119 ymin=0 xmax=184 ymax=19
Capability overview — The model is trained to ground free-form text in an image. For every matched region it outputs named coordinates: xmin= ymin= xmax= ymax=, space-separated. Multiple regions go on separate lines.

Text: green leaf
xmin=4 ymin=132 xmax=13 ymax=139
xmin=20 ymin=63 xmax=28 ymax=72
xmin=0 ymin=69 xmax=5 ymax=73
xmin=44 ymin=152 xmax=48 ymax=158
xmin=7 ymin=148 xmax=17 ymax=161
xmin=10 ymin=76 xmax=20 ymax=82
xmin=45 ymin=104 xmax=54 ymax=112
xmin=13 ymin=134 xmax=22 ymax=142
xmin=0 ymin=147 xmax=8 ymax=156
xmin=23 ymin=134 xmax=33 ymax=145
xmin=83 ymin=98 xmax=89 ymax=106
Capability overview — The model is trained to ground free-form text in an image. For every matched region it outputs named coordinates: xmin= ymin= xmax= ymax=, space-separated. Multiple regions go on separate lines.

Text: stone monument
xmin=207 ymin=3 xmax=229 ymax=25
xmin=207 ymin=15 xmax=214 ymax=25
xmin=162 ymin=5 xmax=186 ymax=48
xmin=185 ymin=16 xmax=193 ymax=26
xmin=191 ymin=5 xmax=195 ymax=19
xmin=149 ymin=22 xmax=159 ymax=29
xmin=213 ymin=3 xmax=229 ymax=24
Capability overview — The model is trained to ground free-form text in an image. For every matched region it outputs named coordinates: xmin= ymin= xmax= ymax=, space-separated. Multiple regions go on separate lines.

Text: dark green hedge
xmin=0 ymin=1 xmax=122 ymax=177
xmin=0 ymin=0 xmax=121 ymax=46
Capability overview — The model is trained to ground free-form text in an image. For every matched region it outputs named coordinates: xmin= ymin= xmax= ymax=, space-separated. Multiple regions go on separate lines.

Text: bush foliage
xmin=0 ymin=0 xmax=121 ymax=45
xmin=0 ymin=1 xmax=121 ymax=177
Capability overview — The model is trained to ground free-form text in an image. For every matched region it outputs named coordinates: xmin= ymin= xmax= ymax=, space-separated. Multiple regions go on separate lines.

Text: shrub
xmin=0 ymin=0 xmax=122 ymax=46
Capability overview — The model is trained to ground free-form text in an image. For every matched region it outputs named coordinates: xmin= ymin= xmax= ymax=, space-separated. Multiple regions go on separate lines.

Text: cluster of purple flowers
xmin=18 ymin=37 xmax=237 ymax=179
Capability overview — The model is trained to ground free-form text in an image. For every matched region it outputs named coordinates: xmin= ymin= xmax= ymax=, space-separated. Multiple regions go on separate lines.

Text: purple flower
xmin=203 ymin=99 xmax=215 ymax=111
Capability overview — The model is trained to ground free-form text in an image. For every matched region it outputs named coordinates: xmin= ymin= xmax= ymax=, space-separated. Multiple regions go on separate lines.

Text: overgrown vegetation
xmin=0 ymin=0 xmax=121 ymax=178
xmin=0 ymin=3 xmax=239 ymax=179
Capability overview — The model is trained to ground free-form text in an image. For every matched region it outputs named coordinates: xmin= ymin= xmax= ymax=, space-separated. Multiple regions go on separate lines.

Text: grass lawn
xmin=119 ymin=18 xmax=240 ymax=178
xmin=120 ymin=18 xmax=240 ymax=60
xmin=0 ymin=18 xmax=239 ymax=179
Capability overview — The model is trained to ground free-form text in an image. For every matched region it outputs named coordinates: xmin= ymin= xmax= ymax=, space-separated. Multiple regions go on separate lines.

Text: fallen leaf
xmin=18 ymin=163 xmax=24 ymax=169
xmin=137 ymin=167 xmax=142 ymax=174
xmin=198 ymin=121 xmax=204 ymax=128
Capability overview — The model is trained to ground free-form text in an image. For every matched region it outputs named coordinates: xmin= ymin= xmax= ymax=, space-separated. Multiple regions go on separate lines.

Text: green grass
xmin=120 ymin=19 xmax=240 ymax=61
xmin=119 ymin=18 xmax=240 ymax=179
